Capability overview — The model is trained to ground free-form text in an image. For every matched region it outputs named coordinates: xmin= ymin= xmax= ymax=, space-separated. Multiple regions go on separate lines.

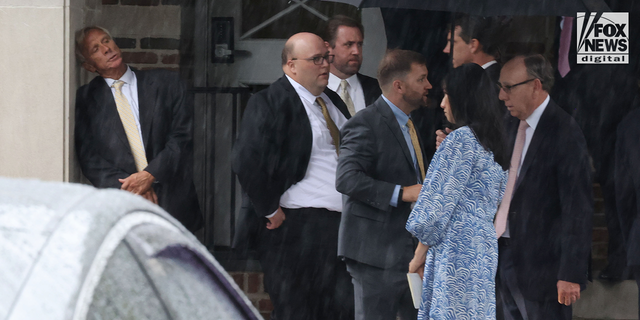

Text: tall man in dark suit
xmin=325 ymin=15 xmax=382 ymax=114
xmin=442 ymin=14 xmax=502 ymax=82
xmin=74 ymin=26 xmax=202 ymax=232
xmin=437 ymin=14 xmax=505 ymax=148
xmin=494 ymin=54 xmax=593 ymax=320
xmin=615 ymin=106 xmax=640 ymax=318
xmin=336 ymin=49 xmax=431 ymax=320
xmin=232 ymin=32 xmax=353 ymax=320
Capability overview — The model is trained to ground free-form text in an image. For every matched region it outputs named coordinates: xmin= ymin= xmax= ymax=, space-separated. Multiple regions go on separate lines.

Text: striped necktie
xmin=112 ymin=80 xmax=148 ymax=172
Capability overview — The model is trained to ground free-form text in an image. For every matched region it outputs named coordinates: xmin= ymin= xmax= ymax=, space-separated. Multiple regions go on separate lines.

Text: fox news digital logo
xmin=577 ymin=12 xmax=629 ymax=64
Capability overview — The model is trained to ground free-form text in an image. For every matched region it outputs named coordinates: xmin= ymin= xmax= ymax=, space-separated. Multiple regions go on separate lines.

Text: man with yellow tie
xmin=232 ymin=32 xmax=353 ymax=320
xmin=336 ymin=49 xmax=431 ymax=320
xmin=74 ymin=26 xmax=202 ymax=232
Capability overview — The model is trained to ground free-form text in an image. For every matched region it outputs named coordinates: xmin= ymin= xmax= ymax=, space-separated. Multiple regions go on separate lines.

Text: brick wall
xmin=592 ymin=183 xmax=608 ymax=271
xmin=229 ymin=272 xmax=274 ymax=320
xmin=100 ymin=0 xmax=180 ymax=71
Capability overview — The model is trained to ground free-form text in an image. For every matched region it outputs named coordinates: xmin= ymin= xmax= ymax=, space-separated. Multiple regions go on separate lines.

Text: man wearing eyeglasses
xmin=494 ymin=54 xmax=593 ymax=320
xmin=324 ymin=15 xmax=382 ymax=115
xmin=232 ymin=32 xmax=353 ymax=320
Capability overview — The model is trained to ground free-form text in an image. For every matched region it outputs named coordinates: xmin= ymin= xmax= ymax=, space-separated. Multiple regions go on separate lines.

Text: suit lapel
xmin=375 ymin=98 xmax=415 ymax=170
xmin=514 ymin=102 xmax=555 ymax=190
xmin=91 ymin=79 xmax=131 ymax=152
xmin=133 ymin=69 xmax=156 ymax=149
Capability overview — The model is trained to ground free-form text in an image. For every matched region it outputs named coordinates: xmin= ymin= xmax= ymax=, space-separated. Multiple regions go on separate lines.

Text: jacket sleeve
xmin=615 ymin=119 xmax=637 ymax=246
xmin=336 ymin=115 xmax=397 ymax=212
xmin=143 ymin=75 xmax=194 ymax=183
xmin=74 ymin=88 xmax=130 ymax=188
xmin=556 ymin=126 xmax=594 ymax=284
xmin=232 ymin=93 xmax=281 ymax=217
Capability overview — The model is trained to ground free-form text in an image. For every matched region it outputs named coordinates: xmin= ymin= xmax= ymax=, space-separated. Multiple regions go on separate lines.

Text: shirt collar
xmin=481 ymin=60 xmax=497 ymax=69
xmin=525 ymin=94 xmax=550 ymax=131
xmin=382 ymin=95 xmax=410 ymax=126
xmin=329 ymin=72 xmax=359 ymax=91
xmin=286 ymin=74 xmax=322 ymax=104
xmin=103 ymin=66 xmax=133 ymax=87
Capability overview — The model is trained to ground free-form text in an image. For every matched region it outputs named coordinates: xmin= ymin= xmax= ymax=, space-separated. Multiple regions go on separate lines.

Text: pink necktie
xmin=558 ymin=16 xmax=573 ymax=78
xmin=494 ymin=120 xmax=529 ymax=238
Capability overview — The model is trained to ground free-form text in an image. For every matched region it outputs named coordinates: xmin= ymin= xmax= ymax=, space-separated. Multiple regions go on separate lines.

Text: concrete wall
xmin=0 ymin=0 xmax=84 ymax=182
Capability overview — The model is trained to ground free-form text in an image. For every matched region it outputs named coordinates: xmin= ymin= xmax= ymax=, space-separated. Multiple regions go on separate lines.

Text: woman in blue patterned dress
xmin=406 ymin=63 xmax=509 ymax=320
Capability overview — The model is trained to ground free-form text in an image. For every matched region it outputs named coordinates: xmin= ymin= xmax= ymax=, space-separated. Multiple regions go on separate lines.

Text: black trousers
xmin=256 ymin=207 xmax=354 ymax=320
xmin=496 ymin=238 xmax=572 ymax=320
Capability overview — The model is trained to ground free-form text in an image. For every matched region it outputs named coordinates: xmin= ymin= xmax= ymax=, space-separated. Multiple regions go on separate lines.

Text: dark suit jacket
xmin=336 ymin=97 xmax=424 ymax=269
xmin=356 ymin=73 xmax=382 ymax=106
xmin=232 ymin=75 xmax=350 ymax=249
xmin=484 ymin=62 xmax=501 ymax=84
xmin=504 ymin=99 xmax=593 ymax=301
xmin=75 ymin=68 xmax=203 ymax=231
xmin=615 ymin=108 xmax=640 ymax=266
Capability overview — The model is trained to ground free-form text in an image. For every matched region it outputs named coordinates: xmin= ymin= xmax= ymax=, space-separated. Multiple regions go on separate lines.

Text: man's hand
xmin=435 ymin=128 xmax=453 ymax=150
xmin=119 ymin=171 xmax=155 ymax=195
xmin=402 ymin=184 xmax=422 ymax=203
xmin=557 ymin=280 xmax=581 ymax=306
xmin=140 ymin=188 xmax=158 ymax=204
xmin=267 ymin=207 xmax=286 ymax=230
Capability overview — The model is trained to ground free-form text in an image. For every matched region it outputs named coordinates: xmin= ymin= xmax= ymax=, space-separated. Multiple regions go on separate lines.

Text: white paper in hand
xmin=407 ymin=273 xmax=422 ymax=309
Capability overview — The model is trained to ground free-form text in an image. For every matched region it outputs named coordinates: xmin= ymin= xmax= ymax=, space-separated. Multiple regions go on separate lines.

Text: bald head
xmin=282 ymin=32 xmax=331 ymax=96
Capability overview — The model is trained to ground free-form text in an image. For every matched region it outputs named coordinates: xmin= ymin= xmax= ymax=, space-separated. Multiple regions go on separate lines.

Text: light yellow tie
xmin=339 ymin=79 xmax=356 ymax=116
xmin=316 ymin=97 xmax=341 ymax=155
xmin=112 ymin=80 xmax=148 ymax=172
xmin=407 ymin=119 xmax=425 ymax=180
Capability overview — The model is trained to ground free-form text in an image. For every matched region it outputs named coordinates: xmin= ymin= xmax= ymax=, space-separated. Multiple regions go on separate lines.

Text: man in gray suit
xmin=336 ymin=49 xmax=432 ymax=320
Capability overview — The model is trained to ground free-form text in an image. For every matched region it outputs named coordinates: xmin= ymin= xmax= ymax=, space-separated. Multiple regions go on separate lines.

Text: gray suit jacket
xmin=336 ymin=97 xmax=423 ymax=269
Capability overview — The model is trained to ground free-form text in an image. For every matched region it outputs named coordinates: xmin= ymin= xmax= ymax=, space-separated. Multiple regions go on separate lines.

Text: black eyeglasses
xmin=497 ymin=78 xmax=539 ymax=94
xmin=291 ymin=54 xmax=335 ymax=65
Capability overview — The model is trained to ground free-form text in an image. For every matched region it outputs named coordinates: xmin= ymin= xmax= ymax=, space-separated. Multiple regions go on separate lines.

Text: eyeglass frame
xmin=290 ymin=54 xmax=335 ymax=65
xmin=497 ymin=78 xmax=541 ymax=94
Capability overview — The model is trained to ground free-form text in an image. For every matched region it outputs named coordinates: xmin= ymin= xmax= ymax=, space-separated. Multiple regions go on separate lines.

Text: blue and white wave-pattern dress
xmin=406 ymin=126 xmax=507 ymax=320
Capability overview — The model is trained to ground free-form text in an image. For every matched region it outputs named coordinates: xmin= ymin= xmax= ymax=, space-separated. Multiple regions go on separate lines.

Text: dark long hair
xmin=444 ymin=63 xmax=509 ymax=170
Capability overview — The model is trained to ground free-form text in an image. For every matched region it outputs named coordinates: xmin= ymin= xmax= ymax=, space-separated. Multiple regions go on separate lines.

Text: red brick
xmin=121 ymin=0 xmax=160 ymax=5
xmin=247 ymin=273 xmax=261 ymax=293
xmin=122 ymin=52 xmax=158 ymax=64
xmin=592 ymin=228 xmax=609 ymax=243
xmin=162 ymin=54 xmax=180 ymax=65
xmin=258 ymin=298 xmax=273 ymax=312
xmin=592 ymin=243 xmax=608 ymax=259
xmin=230 ymin=273 xmax=245 ymax=291
xmin=102 ymin=0 xmax=118 ymax=4
xmin=593 ymin=183 xmax=602 ymax=198
xmin=594 ymin=199 xmax=604 ymax=214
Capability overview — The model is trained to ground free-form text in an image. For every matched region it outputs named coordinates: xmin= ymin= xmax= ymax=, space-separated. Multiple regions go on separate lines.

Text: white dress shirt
xmin=328 ymin=72 xmax=367 ymax=113
xmin=102 ymin=66 xmax=144 ymax=149
xmin=276 ymin=75 xmax=348 ymax=214
xmin=481 ymin=60 xmax=498 ymax=70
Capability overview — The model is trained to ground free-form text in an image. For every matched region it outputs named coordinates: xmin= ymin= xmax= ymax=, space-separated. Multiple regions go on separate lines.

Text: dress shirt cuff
xmin=390 ymin=185 xmax=401 ymax=207
xmin=265 ymin=210 xmax=278 ymax=219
